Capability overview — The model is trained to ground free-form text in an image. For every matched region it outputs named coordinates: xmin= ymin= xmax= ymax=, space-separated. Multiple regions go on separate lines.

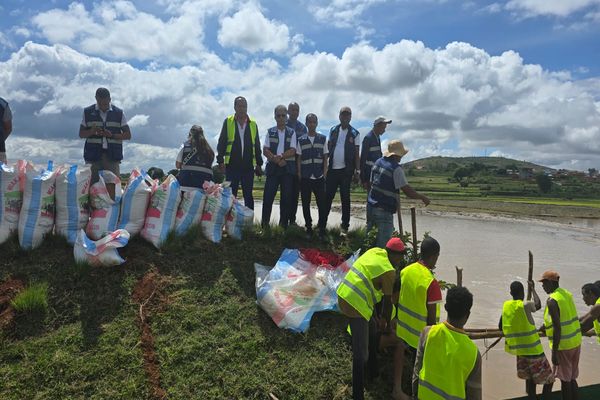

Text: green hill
xmin=403 ymin=156 xmax=554 ymax=173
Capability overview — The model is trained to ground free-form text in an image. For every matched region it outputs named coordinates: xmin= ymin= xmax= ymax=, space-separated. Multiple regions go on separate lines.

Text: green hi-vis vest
xmin=337 ymin=247 xmax=395 ymax=321
xmin=544 ymin=287 xmax=582 ymax=351
xmin=397 ymin=262 xmax=440 ymax=348
xmin=502 ymin=300 xmax=544 ymax=356
xmin=224 ymin=115 xmax=258 ymax=165
xmin=418 ymin=323 xmax=478 ymax=400
xmin=594 ymin=297 xmax=600 ymax=344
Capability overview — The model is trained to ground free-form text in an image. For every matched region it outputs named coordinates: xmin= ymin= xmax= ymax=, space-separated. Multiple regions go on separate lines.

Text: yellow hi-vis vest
xmin=544 ymin=287 xmax=582 ymax=351
xmin=337 ymin=247 xmax=395 ymax=321
xmin=418 ymin=323 xmax=478 ymax=400
xmin=594 ymin=297 xmax=600 ymax=344
xmin=502 ymin=300 xmax=544 ymax=356
xmin=397 ymin=262 xmax=440 ymax=348
xmin=224 ymin=115 xmax=258 ymax=165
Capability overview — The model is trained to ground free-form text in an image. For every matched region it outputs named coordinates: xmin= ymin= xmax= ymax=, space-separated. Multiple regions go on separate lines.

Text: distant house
xmin=519 ymin=167 xmax=534 ymax=179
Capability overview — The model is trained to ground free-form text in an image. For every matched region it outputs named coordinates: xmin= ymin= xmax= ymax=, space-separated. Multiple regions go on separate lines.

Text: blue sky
xmin=1 ymin=0 xmax=599 ymax=172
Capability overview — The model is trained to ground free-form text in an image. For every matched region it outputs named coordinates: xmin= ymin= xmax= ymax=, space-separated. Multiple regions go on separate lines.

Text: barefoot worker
xmin=337 ymin=238 xmax=408 ymax=400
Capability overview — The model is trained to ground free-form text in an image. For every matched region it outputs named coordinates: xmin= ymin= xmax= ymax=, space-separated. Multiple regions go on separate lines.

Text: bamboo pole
xmin=467 ymin=329 xmax=594 ymax=340
xmin=411 ymin=207 xmax=417 ymax=260
xmin=455 ymin=266 xmax=463 ymax=287
xmin=527 ymin=251 xmax=534 ymax=301
xmin=396 ymin=194 xmax=403 ymax=235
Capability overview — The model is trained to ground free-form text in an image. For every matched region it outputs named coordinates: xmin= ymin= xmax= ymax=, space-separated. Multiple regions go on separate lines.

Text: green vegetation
xmin=11 ymin=282 xmax=49 ymax=313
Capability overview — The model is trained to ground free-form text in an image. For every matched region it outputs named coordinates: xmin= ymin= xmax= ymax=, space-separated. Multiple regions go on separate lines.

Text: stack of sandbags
xmin=55 ymin=164 xmax=91 ymax=244
xmin=174 ymin=188 xmax=206 ymax=236
xmin=118 ymin=168 xmax=154 ymax=236
xmin=18 ymin=162 xmax=57 ymax=250
xmin=141 ymin=174 xmax=181 ymax=248
xmin=0 ymin=160 xmax=29 ymax=245
xmin=200 ymin=182 xmax=233 ymax=243
xmin=225 ymin=199 xmax=254 ymax=240
xmin=86 ymin=170 xmax=122 ymax=240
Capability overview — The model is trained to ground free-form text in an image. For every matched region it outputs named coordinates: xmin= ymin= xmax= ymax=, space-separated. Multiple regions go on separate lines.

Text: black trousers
xmin=348 ymin=316 xmax=379 ymax=400
xmin=288 ymin=174 xmax=300 ymax=225
xmin=325 ymin=168 xmax=352 ymax=230
xmin=300 ymin=177 xmax=326 ymax=233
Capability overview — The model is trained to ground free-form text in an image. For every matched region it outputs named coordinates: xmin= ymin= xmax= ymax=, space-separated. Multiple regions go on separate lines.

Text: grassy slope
xmin=1 ymin=227 xmax=398 ymax=400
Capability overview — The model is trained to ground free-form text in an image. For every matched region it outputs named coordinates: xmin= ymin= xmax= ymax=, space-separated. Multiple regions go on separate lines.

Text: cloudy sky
xmin=1 ymin=0 xmax=599 ymax=172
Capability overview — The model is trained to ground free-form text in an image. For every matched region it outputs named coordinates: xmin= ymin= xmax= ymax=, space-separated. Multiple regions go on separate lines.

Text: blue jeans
xmin=372 ymin=206 xmax=394 ymax=248
xmin=262 ymin=172 xmax=293 ymax=228
xmin=226 ymin=167 xmax=255 ymax=210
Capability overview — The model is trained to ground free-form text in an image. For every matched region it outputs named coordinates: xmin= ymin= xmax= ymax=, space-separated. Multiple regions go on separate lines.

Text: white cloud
xmin=217 ymin=5 xmax=302 ymax=54
xmin=505 ymin=0 xmax=600 ymax=18
xmin=309 ymin=0 xmax=388 ymax=28
xmin=31 ymin=1 xmax=217 ymax=64
xmin=1 ymin=40 xmax=600 ymax=172
xmin=127 ymin=114 xmax=150 ymax=127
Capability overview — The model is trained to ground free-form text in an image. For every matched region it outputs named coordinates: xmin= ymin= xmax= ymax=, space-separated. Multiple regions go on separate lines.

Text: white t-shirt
xmin=237 ymin=120 xmax=247 ymax=154
xmin=263 ymin=129 xmax=297 ymax=156
xmin=81 ymin=105 xmax=128 ymax=149
xmin=331 ymin=128 xmax=359 ymax=170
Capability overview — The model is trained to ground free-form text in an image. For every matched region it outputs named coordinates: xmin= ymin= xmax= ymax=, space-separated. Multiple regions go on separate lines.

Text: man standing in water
xmin=539 ymin=270 xmax=582 ymax=400
xmin=499 ymin=281 xmax=554 ymax=399
xmin=579 ymin=282 xmax=600 ymax=344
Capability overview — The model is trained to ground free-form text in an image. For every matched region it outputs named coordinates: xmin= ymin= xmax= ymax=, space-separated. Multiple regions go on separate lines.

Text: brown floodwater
xmin=256 ymin=203 xmax=600 ymax=398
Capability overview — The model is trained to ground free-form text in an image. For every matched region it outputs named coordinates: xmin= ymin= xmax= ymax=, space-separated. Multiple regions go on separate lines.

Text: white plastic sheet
xmin=74 ymin=229 xmax=130 ymax=267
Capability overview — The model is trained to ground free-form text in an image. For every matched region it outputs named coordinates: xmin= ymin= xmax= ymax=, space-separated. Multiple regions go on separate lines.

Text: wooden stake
xmin=411 ymin=207 xmax=418 ymax=260
xmin=455 ymin=266 xmax=463 ymax=287
xmin=527 ymin=251 xmax=534 ymax=301
xmin=396 ymin=194 xmax=403 ymax=235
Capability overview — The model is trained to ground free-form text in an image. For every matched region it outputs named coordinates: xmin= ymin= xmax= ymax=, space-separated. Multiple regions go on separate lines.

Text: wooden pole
xmin=527 ymin=251 xmax=534 ymax=301
xmin=455 ymin=266 xmax=463 ymax=287
xmin=396 ymin=194 xmax=403 ymax=235
xmin=411 ymin=207 xmax=417 ymax=259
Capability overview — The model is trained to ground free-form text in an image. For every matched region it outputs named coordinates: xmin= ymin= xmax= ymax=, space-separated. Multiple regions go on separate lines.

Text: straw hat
xmin=384 ymin=140 xmax=409 ymax=157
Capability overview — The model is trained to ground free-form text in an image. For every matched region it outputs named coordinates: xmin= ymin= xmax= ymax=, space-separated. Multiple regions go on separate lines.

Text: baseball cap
xmin=386 ymin=237 xmax=406 ymax=253
xmin=373 ymin=116 xmax=392 ymax=125
xmin=538 ymin=270 xmax=560 ymax=282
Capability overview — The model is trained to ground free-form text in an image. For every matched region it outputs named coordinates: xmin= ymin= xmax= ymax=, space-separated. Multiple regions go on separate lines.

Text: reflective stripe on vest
xmin=224 ymin=115 xmax=257 ymax=165
xmin=336 ymin=247 xmax=395 ymax=320
xmin=544 ymin=287 xmax=582 ymax=350
xmin=177 ymin=141 xmax=213 ymax=189
xmin=502 ymin=300 xmax=544 ymax=356
xmin=83 ymin=104 xmax=124 ymax=162
xmin=594 ymin=297 xmax=600 ymax=344
xmin=397 ymin=262 xmax=439 ymax=348
xmin=418 ymin=323 xmax=478 ymax=400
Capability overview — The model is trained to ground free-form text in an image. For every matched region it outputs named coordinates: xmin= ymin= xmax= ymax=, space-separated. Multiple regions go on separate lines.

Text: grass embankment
xmin=0 ymin=227 xmax=400 ymax=399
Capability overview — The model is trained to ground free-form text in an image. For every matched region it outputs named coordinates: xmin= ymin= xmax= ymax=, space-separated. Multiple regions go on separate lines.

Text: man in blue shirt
xmin=286 ymin=102 xmax=307 ymax=227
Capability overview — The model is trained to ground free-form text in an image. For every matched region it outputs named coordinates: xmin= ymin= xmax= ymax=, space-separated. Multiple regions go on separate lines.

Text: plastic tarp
xmin=74 ymin=229 xmax=130 ymax=267
xmin=255 ymin=248 xmax=359 ymax=333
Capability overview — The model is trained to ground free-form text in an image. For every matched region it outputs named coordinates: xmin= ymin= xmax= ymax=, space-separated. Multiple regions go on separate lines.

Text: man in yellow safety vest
xmin=539 ymin=270 xmax=582 ymax=400
xmin=500 ymin=280 xmax=554 ymax=399
xmin=412 ymin=286 xmax=481 ymax=399
xmin=393 ymin=237 xmax=443 ymax=399
xmin=337 ymin=237 xmax=408 ymax=400
xmin=579 ymin=282 xmax=600 ymax=345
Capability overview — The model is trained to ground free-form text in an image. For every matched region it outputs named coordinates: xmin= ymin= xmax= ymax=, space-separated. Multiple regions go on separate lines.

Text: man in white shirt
xmin=324 ymin=106 xmax=360 ymax=234
xmin=261 ymin=105 xmax=297 ymax=229
xmin=0 ymin=97 xmax=12 ymax=164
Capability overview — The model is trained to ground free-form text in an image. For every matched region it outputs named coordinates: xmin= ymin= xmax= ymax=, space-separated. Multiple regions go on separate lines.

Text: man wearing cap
xmin=367 ymin=140 xmax=430 ymax=248
xmin=286 ymin=102 xmax=308 ymax=227
xmin=0 ymin=96 xmax=13 ymax=164
xmin=337 ymin=237 xmax=408 ymax=400
xmin=579 ymin=282 xmax=600 ymax=345
xmin=324 ymin=106 xmax=360 ymax=234
xmin=499 ymin=281 xmax=554 ymax=399
xmin=79 ymin=87 xmax=132 ymax=197
xmin=539 ymin=270 xmax=582 ymax=400
xmin=393 ymin=236 xmax=442 ymax=400
xmin=216 ymin=96 xmax=263 ymax=210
